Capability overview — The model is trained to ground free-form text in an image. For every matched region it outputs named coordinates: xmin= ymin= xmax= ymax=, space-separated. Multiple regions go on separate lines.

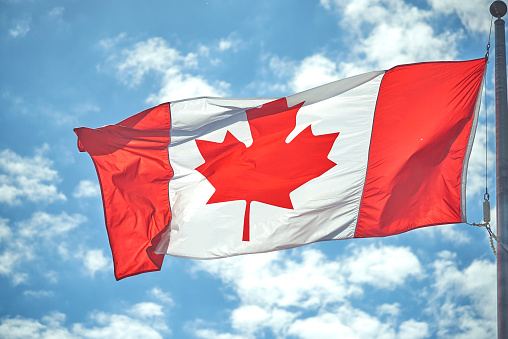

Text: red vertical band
xmin=356 ymin=59 xmax=486 ymax=238
xmin=74 ymin=103 xmax=172 ymax=280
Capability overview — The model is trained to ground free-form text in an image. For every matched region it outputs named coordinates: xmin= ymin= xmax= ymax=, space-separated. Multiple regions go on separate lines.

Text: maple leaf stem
xmin=242 ymin=201 xmax=251 ymax=242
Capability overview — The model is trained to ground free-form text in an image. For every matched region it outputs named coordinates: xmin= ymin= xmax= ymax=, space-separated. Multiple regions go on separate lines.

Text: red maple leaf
xmin=195 ymin=98 xmax=339 ymax=241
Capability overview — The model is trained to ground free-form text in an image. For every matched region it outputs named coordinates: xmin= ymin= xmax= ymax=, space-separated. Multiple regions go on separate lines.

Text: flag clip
xmin=484 ymin=193 xmax=491 ymax=223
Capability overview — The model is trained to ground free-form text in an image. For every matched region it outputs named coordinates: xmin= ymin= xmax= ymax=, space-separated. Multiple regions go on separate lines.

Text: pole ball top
xmin=490 ymin=1 xmax=507 ymax=18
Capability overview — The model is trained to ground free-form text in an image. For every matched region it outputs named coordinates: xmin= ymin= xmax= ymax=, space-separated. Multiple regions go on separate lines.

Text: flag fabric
xmin=75 ymin=58 xmax=486 ymax=280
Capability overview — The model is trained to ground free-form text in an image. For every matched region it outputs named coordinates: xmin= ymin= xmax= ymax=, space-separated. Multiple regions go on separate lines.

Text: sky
xmin=0 ymin=0 xmax=503 ymax=338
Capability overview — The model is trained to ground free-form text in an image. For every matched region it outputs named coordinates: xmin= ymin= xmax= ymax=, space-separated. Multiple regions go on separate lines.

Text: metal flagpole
xmin=490 ymin=1 xmax=508 ymax=338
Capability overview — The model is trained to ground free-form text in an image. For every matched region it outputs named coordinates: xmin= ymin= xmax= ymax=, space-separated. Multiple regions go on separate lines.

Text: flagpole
xmin=490 ymin=1 xmax=508 ymax=338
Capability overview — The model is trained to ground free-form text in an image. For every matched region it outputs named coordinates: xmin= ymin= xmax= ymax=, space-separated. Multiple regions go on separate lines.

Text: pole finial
xmin=491 ymin=1 xmax=507 ymax=18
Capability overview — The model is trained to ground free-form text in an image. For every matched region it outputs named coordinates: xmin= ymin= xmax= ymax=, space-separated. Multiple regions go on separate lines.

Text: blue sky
xmin=0 ymin=0 xmax=502 ymax=338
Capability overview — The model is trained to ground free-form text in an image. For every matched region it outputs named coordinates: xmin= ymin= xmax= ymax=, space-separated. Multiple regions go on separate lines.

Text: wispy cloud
xmin=0 ymin=212 xmax=86 ymax=284
xmin=321 ymin=0 xmax=461 ymax=68
xmin=217 ymin=34 xmax=242 ymax=52
xmin=288 ymin=54 xmax=343 ymax=92
xmin=428 ymin=251 xmax=496 ymax=337
xmin=23 ymin=290 xmax=55 ymax=298
xmin=149 ymin=287 xmax=174 ymax=305
xmin=262 ymin=0 xmax=472 ymax=96
xmin=0 ymin=146 xmax=66 ymax=205
xmin=48 ymin=6 xmax=64 ymax=20
xmin=9 ymin=20 xmax=30 ymax=38
xmin=0 ymin=302 xmax=170 ymax=338
xmin=78 ymin=249 xmax=111 ymax=278
xmin=100 ymin=36 xmax=229 ymax=104
xmin=127 ymin=302 xmax=164 ymax=319
xmin=341 ymin=245 xmax=424 ymax=289
xmin=73 ymin=180 xmax=100 ymax=198
xmin=190 ymin=245 xmax=495 ymax=338
xmin=428 ymin=0 xmax=492 ymax=33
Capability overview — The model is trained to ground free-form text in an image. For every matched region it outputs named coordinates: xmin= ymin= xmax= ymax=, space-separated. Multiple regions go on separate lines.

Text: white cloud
xmin=79 ymin=249 xmax=111 ymax=278
xmin=318 ymin=0 xmax=468 ymax=85
xmin=435 ymin=224 xmax=472 ymax=244
xmin=192 ymin=245 xmax=430 ymax=338
xmin=218 ymin=35 xmax=241 ymax=52
xmin=191 ymin=244 xmax=494 ymax=338
xmin=321 ymin=0 xmax=460 ymax=70
xmin=73 ymin=180 xmax=100 ymax=198
xmin=111 ymin=37 xmax=197 ymax=86
xmin=266 ymin=0 xmax=469 ymax=97
xmin=218 ymin=39 xmax=233 ymax=51
xmin=0 ymin=317 xmax=49 ymax=339
xmin=354 ymin=21 xmax=458 ymax=69
xmin=48 ymin=6 xmax=64 ymax=19
xmin=0 ymin=218 xmax=12 ymax=242
xmin=75 ymin=311 xmax=169 ymax=338
xmin=44 ymin=271 xmax=59 ymax=284
xmin=230 ymin=305 xmax=270 ymax=331
xmin=73 ymin=102 xmax=100 ymax=115
xmin=146 ymin=72 xmax=229 ymax=105
xmin=189 ymin=324 xmax=245 ymax=339
xmin=103 ymin=36 xmax=229 ymax=103
xmin=194 ymin=249 xmax=361 ymax=309
xmin=98 ymin=33 xmax=127 ymax=50
xmin=18 ymin=211 xmax=86 ymax=239
xmin=429 ymin=0 xmax=492 ymax=33
xmin=0 ymin=212 xmax=86 ymax=284
xmin=197 ymin=245 xmax=423 ymax=300
xmin=429 ymin=251 xmax=496 ymax=337
xmin=318 ymin=0 xmax=333 ymax=10
xmin=342 ymin=245 xmax=424 ymax=289
xmin=289 ymin=54 xmax=341 ymax=92
xmin=9 ymin=21 xmax=30 ymax=38
xmin=398 ymin=319 xmax=430 ymax=339
xmin=149 ymin=287 xmax=174 ymax=305
xmin=286 ymin=305 xmax=429 ymax=339
xmin=128 ymin=302 xmax=164 ymax=319
xmin=414 ymin=223 xmax=477 ymax=247
xmin=198 ymin=45 xmax=210 ymax=57
xmin=23 ymin=290 xmax=55 ymax=298
xmin=376 ymin=303 xmax=401 ymax=318
xmin=0 ymin=303 xmax=169 ymax=339
xmin=0 ymin=146 xmax=66 ymax=205
xmin=268 ymin=55 xmax=295 ymax=80
xmin=267 ymin=54 xmax=348 ymax=94
xmin=230 ymin=305 xmax=297 ymax=338
xmin=0 ymin=248 xmax=32 ymax=284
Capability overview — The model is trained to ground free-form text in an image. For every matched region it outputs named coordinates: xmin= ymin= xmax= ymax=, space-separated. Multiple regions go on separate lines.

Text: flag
xmin=75 ymin=58 xmax=486 ymax=280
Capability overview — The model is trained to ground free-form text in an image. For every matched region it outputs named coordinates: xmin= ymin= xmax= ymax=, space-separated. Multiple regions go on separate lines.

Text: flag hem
xmin=460 ymin=63 xmax=487 ymax=223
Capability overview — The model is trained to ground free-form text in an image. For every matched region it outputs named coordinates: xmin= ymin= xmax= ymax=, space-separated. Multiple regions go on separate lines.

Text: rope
xmin=466 ymin=20 xmax=500 ymax=257
xmin=485 ymin=16 xmax=493 ymax=60
xmin=467 ymin=222 xmax=508 ymax=258
xmin=458 ymin=19 xmax=508 ymax=258
xmin=485 ymin=17 xmax=492 ymax=199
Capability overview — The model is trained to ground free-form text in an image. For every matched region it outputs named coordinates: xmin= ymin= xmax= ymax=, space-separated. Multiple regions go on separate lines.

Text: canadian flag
xmin=75 ymin=58 xmax=486 ymax=280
